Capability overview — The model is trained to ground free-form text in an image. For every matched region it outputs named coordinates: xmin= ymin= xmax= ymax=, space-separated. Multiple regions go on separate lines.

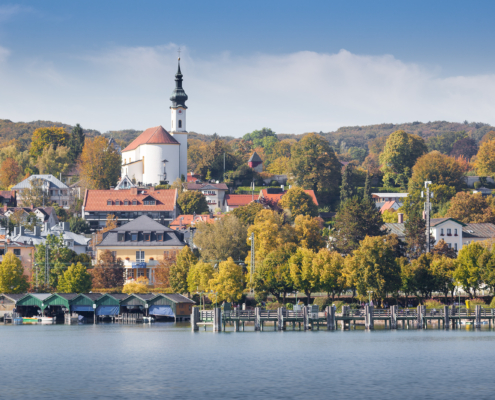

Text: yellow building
xmin=96 ymin=215 xmax=186 ymax=284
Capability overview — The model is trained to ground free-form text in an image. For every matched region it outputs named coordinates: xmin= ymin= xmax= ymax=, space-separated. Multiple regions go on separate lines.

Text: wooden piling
xmin=475 ymin=305 xmax=481 ymax=329
xmin=391 ymin=305 xmax=397 ymax=329
xmin=254 ymin=307 xmax=260 ymax=331
xmin=191 ymin=307 xmax=199 ymax=331
xmin=303 ymin=306 xmax=309 ymax=330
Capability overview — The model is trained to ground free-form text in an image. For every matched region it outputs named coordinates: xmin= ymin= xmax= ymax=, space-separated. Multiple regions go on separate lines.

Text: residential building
xmin=186 ymin=172 xmax=201 ymax=182
xmin=0 ymin=238 xmax=36 ymax=280
xmin=0 ymin=191 xmax=16 ymax=207
xmin=120 ymin=59 xmax=188 ymax=186
xmin=2 ymin=206 xmax=59 ymax=231
xmin=223 ymin=194 xmax=256 ymax=212
xmin=372 ymin=193 xmax=408 ymax=203
xmin=12 ymin=174 xmax=70 ymax=208
xmin=41 ymin=222 xmax=91 ymax=254
xmin=462 ymin=223 xmax=495 ymax=246
xmin=186 ymin=182 xmax=229 ymax=213
xmin=259 ymin=188 xmax=319 ymax=207
xmin=169 ymin=214 xmax=218 ymax=230
xmin=82 ymin=187 xmax=179 ymax=231
xmin=379 ymin=201 xmax=401 ymax=214
xmin=95 ymin=215 xmax=186 ymax=284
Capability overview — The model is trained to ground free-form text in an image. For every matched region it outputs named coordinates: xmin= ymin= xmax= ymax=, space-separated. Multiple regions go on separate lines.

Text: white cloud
xmin=0 ymin=5 xmax=31 ymax=21
xmin=1 ymin=45 xmax=495 ymax=136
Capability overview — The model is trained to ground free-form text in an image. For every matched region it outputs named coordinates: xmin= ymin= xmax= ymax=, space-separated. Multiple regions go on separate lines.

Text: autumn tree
xmin=177 ymin=191 xmax=209 ymax=215
xmin=449 ymin=137 xmax=478 ymax=159
xmin=36 ymin=145 xmax=71 ymax=177
xmin=294 ymin=215 xmax=325 ymax=252
xmin=79 ymin=136 xmax=121 ymax=190
xmin=332 ymin=197 xmax=385 ymax=254
xmin=194 ymin=214 xmax=248 ymax=262
xmin=408 ymin=151 xmax=465 ymax=192
xmin=279 ymin=186 xmax=318 ymax=219
xmin=432 ymin=239 xmax=458 ymax=258
xmin=154 ymin=252 xmax=177 ymax=288
xmin=0 ymin=252 xmax=29 ymax=293
xmin=454 ymin=241 xmax=485 ymax=297
xmin=231 ymin=201 xmax=263 ymax=226
xmin=91 ymin=250 xmax=124 ymax=289
xmin=289 ymin=247 xmax=317 ymax=304
xmin=446 ymin=192 xmax=495 ymax=223
xmin=30 ymin=127 xmax=69 ymax=159
xmin=57 ymin=262 xmax=92 ymax=293
xmin=0 ymin=158 xmax=21 ymax=189
xmin=267 ymin=156 xmax=291 ymax=175
xmin=208 ymin=258 xmax=244 ymax=303
xmin=290 ymin=133 xmax=341 ymax=200
xmin=68 ymin=123 xmax=85 ymax=160
xmin=123 ymin=276 xmax=149 ymax=294
xmin=475 ymin=139 xmax=495 ymax=177
xmin=313 ymin=249 xmax=345 ymax=301
xmin=187 ymin=261 xmax=215 ymax=294
xmin=169 ymin=246 xmax=197 ymax=294
xmin=380 ymin=130 xmax=427 ymax=187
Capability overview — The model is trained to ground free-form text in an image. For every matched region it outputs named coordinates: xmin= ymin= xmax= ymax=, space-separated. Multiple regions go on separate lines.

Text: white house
xmin=12 ymin=175 xmax=70 ymax=208
xmin=186 ymin=182 xmax=229 ymax=212
xmin=120 ymin=59 xmax=188 ymax=186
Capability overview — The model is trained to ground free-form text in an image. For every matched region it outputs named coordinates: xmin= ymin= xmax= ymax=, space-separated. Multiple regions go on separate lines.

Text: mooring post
xmin=417 ymin=305 xmax=422 ymax=329
xmin=213 ymin=307 xmax=222 ymax=332
xmin=191 ymin=307 xmax=199 ymax=331
xmin=303 ymin=306 xmax=309 ymax=330
xmin=364 ymin=305 xmax=369 ymax=329
xmin=369 ymin=305 xmax=374 ymax=330
xmin=391 ymin=305 xmax=397 ymax=329
xmin=444 ymin=305 xmax=449 ymax=330
xmin=327 ymin=306 xmax=335 ymax=330
xmin=254 ymin=307 xmax=260 ymax=331
xmin=475 ymin=305 xmax=481 ymax=329
xmin=277 ymin=308 xmax=284 ymax=331
xmin=451 ymin=305 xmax=456 ymax=329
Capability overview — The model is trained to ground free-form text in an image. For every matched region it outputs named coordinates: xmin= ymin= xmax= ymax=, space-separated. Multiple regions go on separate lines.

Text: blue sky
xmin=1 ymin=1 xmax=495 ymax=136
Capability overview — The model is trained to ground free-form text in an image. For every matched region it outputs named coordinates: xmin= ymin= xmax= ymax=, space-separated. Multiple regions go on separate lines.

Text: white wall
xmin=171 ymin=107 xmax=186 ymax=132
xmin=431 ymin=221 xmax=463 ymax=252
xmin=141 ymin=143 xmax=180 ymax=185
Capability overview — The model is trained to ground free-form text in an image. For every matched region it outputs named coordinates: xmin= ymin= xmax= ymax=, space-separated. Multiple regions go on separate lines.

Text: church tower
xmin=170 ymin=58 xmax=188 ymax=179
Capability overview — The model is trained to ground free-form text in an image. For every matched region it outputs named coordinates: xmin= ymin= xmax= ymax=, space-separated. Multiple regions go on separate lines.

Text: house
xmin=0 ymin=191 xmax=16 ymax=207
xmin=462 ymin=223 xmax=495 ymax=246
xmin=0 ymin=238 xmax=36 ymax=279
xmin=169 ymin=214 xmax=218 ymax=230
xmin=186 ymin=172 xmax=201 ymax=182
xmin=223 ymin=194 xmax=256 ymax=212
xmin=259 ymin=188 xmax=319 ymax=207
xmin=2 ymin=206 xmax=59 ymax=231
xmin=95 ymin=215 xmax=186 ymax=284
xmin=186 ymin=182 xmax=229 ymax=213
xmin=12 ymin=174 xmax=71 ymax=208
xmin=248 ymin=151 xmax=263 ymax=173
xmin=41 ymin=222 xmax=91 ymax=254
xmin=472 ymin=187 xmax=493 ymax=197
xmin=379 ymin=201 xmax=401 ymax=214
xmin=372 ymin=193 xmax=408 ymax=203
xmin=82 ymin=187 xmax=179 ymax=231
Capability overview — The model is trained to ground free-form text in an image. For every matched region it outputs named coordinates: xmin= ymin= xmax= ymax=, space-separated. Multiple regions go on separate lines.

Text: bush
xmin=424 ymin=299 xmax=444 ymax=309
xmin=155 ymin=184 xmax=171 ymax=190
xmin=313 ymin=297 xmax=331 ymax=309
xmin=490 ymin=297 xmax=495 ymax=308
xmin=270 ymin=180 xmax=279 ymax=186
xmin=332 ymin=300 xmax=345 ymax=313
xmin=285 ymin=303 xmax=294 ymax=310
xmin=468 ymin=298 xmax=487 ymax=309
xmin=474 ymin=181 xmax=482 ymax=189
xmin=266 ymin=301 xmax=283 ymax=310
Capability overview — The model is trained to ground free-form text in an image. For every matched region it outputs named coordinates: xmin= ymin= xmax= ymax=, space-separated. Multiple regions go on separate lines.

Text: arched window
xmin=178 ymin=120 xmax=182 ymax=128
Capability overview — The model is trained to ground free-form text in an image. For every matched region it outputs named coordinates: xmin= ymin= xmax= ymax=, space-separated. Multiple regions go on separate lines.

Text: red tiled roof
xmin=0 ymin=191 xmax=14 ymax=200
xmin=380 ymin=201 xmax=397 ymax=213
xmin=186 ymin=172 xmax=201 ymax=182
xmin=83 ymin=188 xmax=177 ymax=212
xmin=259 ymin=189 xmax=319 ymax=206
xmin=224 ymin=194 xmax=255 ymax=207
xmin=122 ymin=126 xmax=179 ymax=152
xmin=169 ymin=214 xmax=217 ymax=229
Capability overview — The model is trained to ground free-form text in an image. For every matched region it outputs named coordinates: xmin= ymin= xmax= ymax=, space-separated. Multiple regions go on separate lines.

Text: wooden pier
xmin=192 ymin=304 xmax=495 ymax=332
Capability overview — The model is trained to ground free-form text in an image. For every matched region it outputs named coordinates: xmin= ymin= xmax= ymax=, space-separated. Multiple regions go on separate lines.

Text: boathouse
xmin=15 ymin=293 xmax=51 ymax=317
xmin=96 ymin=293 xmax=129 ymax=317
xmin=151 ymin=293 xmax=195 ymax=321
xmin=0 ymin=294 xmax=25 ymax=317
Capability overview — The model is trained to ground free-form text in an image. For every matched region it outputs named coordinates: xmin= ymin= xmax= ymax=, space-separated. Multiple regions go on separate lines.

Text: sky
xmin=1 ymin=1 xmax=495 ymax=136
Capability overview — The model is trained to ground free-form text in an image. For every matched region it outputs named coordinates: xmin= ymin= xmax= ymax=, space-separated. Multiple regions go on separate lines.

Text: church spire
xmin=170 ymin=58 xmax=188 ymax=109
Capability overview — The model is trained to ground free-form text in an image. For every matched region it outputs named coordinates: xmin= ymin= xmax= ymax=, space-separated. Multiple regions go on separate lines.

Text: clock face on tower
xmin=179 ymin=109 xmax=182 ymax=114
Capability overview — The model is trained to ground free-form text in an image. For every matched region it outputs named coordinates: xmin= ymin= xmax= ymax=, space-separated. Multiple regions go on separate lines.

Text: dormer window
xmin=144 ymin=233 xmax=150 ymax=241
xmin=118 ymin=233 xmax=125 ymax=242
xmin=144 ymin=200 xmax=156 ymax=205
xmin=107 ymin=200 xmax=112 ymax=205
xmin=132 ymin=199 xmax=137 ymax=205
xmin=124 ymin=200 xmax=129 ymax=206
xmin=115 ymin=200 xmax=120 ymax=205
xmin=131 ymin=233 xmax=138 ymax=241
xmin=157 ymin=233 xmax=163 ymax=241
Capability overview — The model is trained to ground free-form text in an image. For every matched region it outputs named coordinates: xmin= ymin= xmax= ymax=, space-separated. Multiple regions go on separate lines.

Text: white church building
xmin=120 ymin=59 xmax=188 ymax=186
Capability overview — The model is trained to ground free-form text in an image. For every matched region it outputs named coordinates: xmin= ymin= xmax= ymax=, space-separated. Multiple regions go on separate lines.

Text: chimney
xmin=13 ymin=227 xmax=17 ymax=237
xmin=3 ymin=204 xmax=7 ymax=212
xmin=34 ymin=226 xmax=41 ymax=237
xmin=149 ymin=187 xmax=155 ymax=192
xmin=63 ymin=222 xmax=70 ymax=231
xmin=398 ymin=213 xmax=404 ymax=224
xmin=20 ymin=226 xmax=25 ymax=235
xmin=130 ymin=187 xmax=138 ymax=195
xmin=30 ymin=204 xmax=34 ymax=210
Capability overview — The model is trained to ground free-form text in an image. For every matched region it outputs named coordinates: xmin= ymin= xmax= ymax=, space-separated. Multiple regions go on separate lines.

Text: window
xmin=131 ymin=233 xmax=138 ymax=241
xmin=132 ymin=199 xmax=137 ymax=205
xmin=116 ymin=200 xmax=120 ymax=205
xmin=454 ymin=228 xmax=458 ymax=236
xmin=157 ymin=233 xmax=163 ymax=241
xmin=448 ymin=243 xmax=452 ymax=248
xmin=13 ymin=249 xmax=21 ymax=256
xmin=144 ymin=200 xmax=156 ymax=205
xmin=118 ymin=233 xmax=125 ymax=242
xmin=454 ymin=243 xmax=458 ymax=251
xmin=136 ymin=251 xmax=145 ymax=262
xmin=440 ymin=229 xmax=444 ymax=236
xmin=124 ymin=200 xmax=129 ymax=205
xmin=178 ymin=120 xmax=182 ymax=128
xmin=447 ymin=228 xmax=452 ymax=236
xmin=107 ymin=200 xmax=112 ymax=205
xmin=144 ymin=233 xmax=150 ymax=241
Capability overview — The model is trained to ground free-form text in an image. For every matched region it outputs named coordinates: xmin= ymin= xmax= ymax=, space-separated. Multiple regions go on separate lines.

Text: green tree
xmin=363 ymin=169 xmax=372 ymax=201
xmin=0 ymin=252 xmax=29 ymax=293
xmin=194 ymin=214 xmax=248 ymax=262
xmin=431 ymin=255 xmax=457 ymax=302
xmin=80 ymin=136 xmax=121 ymax=190
xmin=380 ymin=130 xmax=427 ymax=187
xmin=344 ymin=235 xmax=401 ymax=304
xmin=243 ymin=127 xmax=277 ymax=144
xmin=34 ymin=234 xmax=75 ymax=288
xmin=68 ymin=123 xmax=85 ymax=160
xmin=57 ymin=262 xmax=92 ymax=293
xmin=20 ymin=177 xmax=51 ymax=207
xmin=332 ymin=197 xmax=385 ymax=254
xmin=340 ymin=164 xmax=354 ymax=203
xmin=177 ymin=191 xmax=209 ymax=215
xmin=313 ymin=249 xmax=345 ymax=301
xmin=410 ymin=253 xmax=437 ymax=300
xmin=69 ymin=217 xmax=91 ymax=234
xmin=454 ymin=241 xmax=485 ymax=297
xmin=187 ymin=261 xmax=215 ymax=294
xmin=408 ymin=151 xmax=465 ymax=192
xmin=404 ymin=209 xmax=435 ymax=259
xmin=289 ymin=247 xmax=317 ymax=304
xmin=279 ymin=186 xmax=318 ymax=219
xmin=169 ymin=246 xmax=197 ymax=294
xmin=479 ymin=247 xmax=495 ymax=294
xmin=36 ymin=145 xmax=71 ymax=177
xmin=290 ymin=133 xmax=341 ymax=199
xmin=30 ymin=127 xmax=69 ymax=159
xmin=208 ymin=258 xmax=244 ymax=303
xmin=231 ymin=201 xmax=263 ymax=226
xmin=398 ymin=257 xmax=415 ymax=306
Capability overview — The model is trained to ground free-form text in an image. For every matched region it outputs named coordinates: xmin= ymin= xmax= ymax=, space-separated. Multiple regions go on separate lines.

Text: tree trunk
xmin=305 ymin=290 xmax=312 ymax=305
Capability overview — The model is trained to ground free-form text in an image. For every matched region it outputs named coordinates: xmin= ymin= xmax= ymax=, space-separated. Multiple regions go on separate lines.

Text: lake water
xmin=1 ymin=322 xmax=494 ymax=399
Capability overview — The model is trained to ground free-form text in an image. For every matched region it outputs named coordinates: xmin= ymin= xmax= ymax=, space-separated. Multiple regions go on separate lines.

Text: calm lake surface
xmin=1 ymin=322 xmax=494 ymax=399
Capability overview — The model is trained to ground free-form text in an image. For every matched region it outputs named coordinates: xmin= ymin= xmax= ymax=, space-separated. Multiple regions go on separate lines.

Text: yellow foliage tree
xmin=382 ymin=209 xmax=398 ymax=223
xmin=122 ymin=276 xmax=149 ymax=294
xmin=80 ymin=136 xmax=121 ymax=189
xmin=267 ymin=156 xmax=291 ymax=175
xmin=294 ymin=215 xmax=325 ymax=251
xmin=475 ymin=139 xmax=495 ymax=177
xmin=30 ymin=127 xmax=69 ymax=158
xmin=208 ymin=258 xmax=244 ymax=303
xmin=0 ymin=252 xmax=29 ymax=293
xmin=187 ymin=261 xmax=215 ymax=294
xmin=313 ymin=249 xmax=345 ymax=301
xmin=36 ymin=145 xmax=71 ymax=176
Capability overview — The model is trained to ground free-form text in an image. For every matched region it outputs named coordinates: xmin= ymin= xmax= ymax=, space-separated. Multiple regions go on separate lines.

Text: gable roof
xmin=463 ymin=223 xmax=495 ymax=238
xmin=380 ymin=201 xmax=400 ymax=213
xmin=259 ymin=189 xmax=319 ymax=207
xmin=12 ymin=175 xmax=69 ymax=190
xmin=112 ymin=215 xmax=174 ymax=233
xmin=187 ymin=182 xmax=229 ymax=191
xmin=372 ymin=193 xmax=409 ymax=198
xmin=224 ymin=194 xmax=255 ymax=207
xmin=122 ymin=126 xmax=179 ymax=152
xmin=160 ymin=293 xmax=195 ymax=304
xmin=430 ymin=218 xmax=467 ymax=227
xmin=83 ymin=188 xmax=177 ymax=212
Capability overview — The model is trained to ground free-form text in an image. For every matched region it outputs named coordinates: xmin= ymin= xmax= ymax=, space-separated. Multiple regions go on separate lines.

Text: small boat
xmin=22 ymin=317 xmax=39 ymax=324
xmin=38 ymin=316 xmax=55 ymax=324
xmin=143 ymin=316 xmax=155 ymax=323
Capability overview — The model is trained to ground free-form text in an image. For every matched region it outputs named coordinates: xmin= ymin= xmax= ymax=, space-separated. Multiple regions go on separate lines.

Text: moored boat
xmin=38 ymin=316 xmax=55 ymax=324
xmin=22 ymin=317 xmax=39 ymax=324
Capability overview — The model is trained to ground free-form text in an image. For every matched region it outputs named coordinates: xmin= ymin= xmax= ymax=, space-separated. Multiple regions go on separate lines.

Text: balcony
xmin=123 ymin=259 xmax=159 ymax=268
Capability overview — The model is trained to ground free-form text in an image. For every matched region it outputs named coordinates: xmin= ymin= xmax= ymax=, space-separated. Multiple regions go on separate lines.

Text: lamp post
xmin=422 ymin=181 xmax=434 ymax=253
xmin=248 ymin=233 xmax=255 ymax=294
xmin=367 ymin=290 xmax=373 ymax=305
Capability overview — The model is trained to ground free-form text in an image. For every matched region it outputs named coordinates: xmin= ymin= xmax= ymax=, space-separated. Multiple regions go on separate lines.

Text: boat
xmin=38 ymin=316 xmax=55 ymax=324
xmin=22 ymin=317 xmax=39 ymax=324
xmin=143 ymin=316 xmax=155 ymax=323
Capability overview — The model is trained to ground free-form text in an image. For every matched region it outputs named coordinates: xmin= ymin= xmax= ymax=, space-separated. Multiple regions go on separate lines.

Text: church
xmin=120 ymin=59 xmax=188 ymax=186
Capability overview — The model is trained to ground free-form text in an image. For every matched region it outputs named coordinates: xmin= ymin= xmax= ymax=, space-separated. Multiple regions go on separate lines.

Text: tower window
xmin=178 ymin=120 xmax=182 ymax=128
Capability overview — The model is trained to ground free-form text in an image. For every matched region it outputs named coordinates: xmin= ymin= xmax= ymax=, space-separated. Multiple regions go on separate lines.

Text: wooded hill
xmin=1 ymin=118 xmax=493 ymax=151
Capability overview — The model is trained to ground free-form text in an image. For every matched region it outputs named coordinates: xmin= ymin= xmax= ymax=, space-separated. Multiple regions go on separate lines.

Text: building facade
xmin=12 ymin=175 xmax=70 ymax=208
xmin=186 ymin=183 xmax=229 ymax=212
